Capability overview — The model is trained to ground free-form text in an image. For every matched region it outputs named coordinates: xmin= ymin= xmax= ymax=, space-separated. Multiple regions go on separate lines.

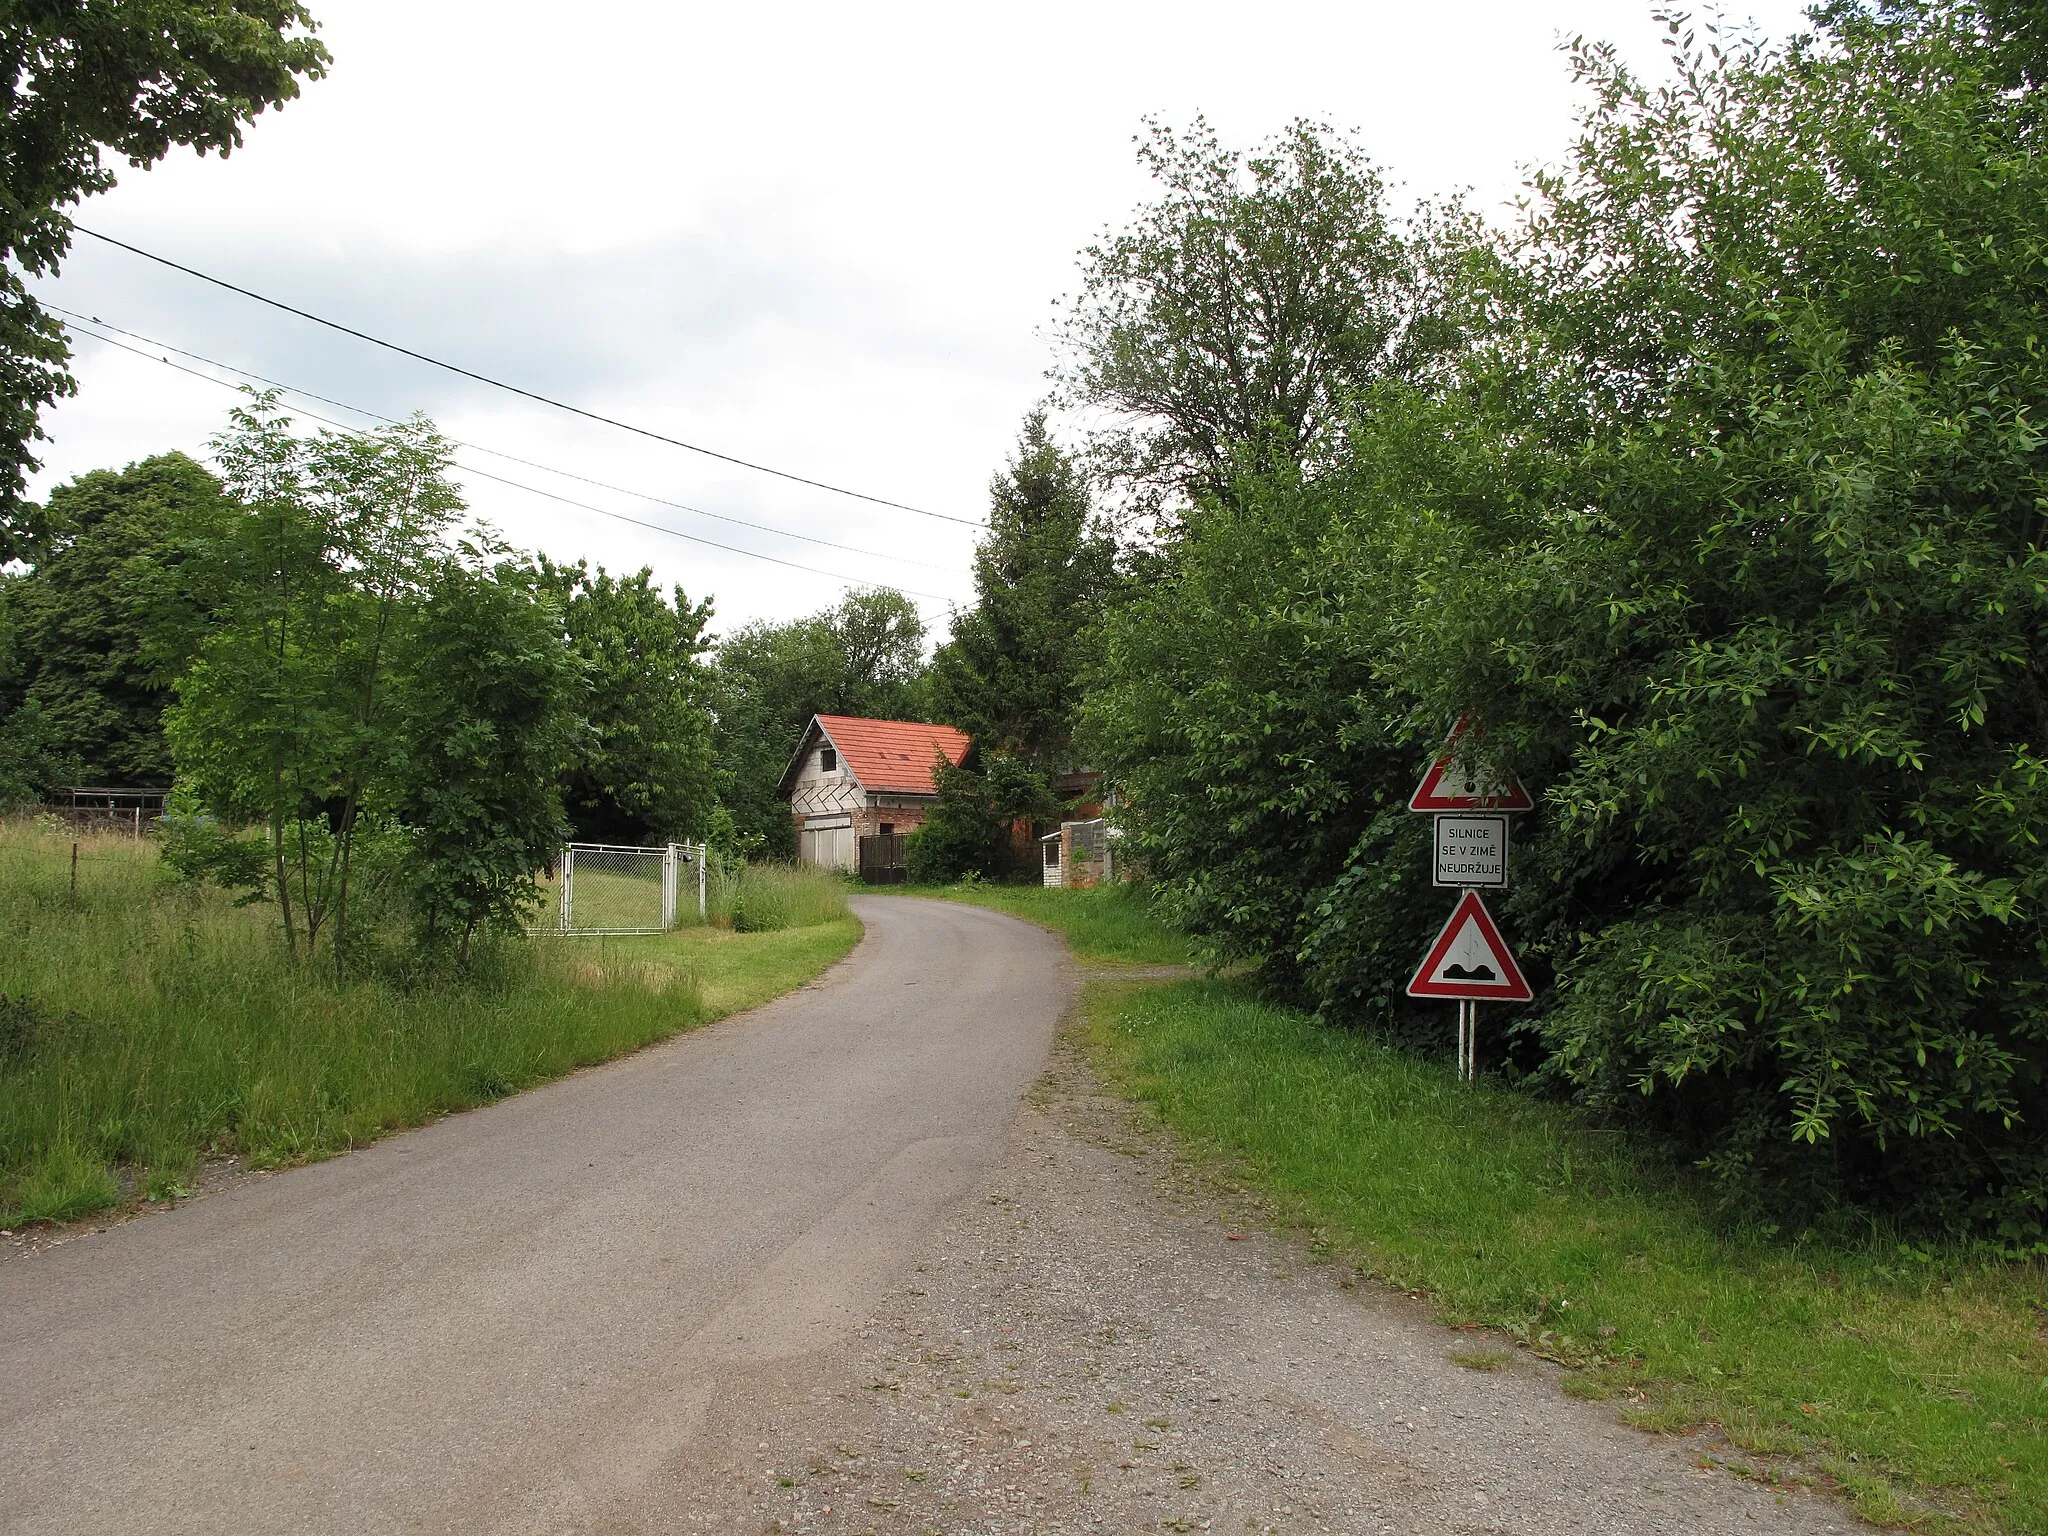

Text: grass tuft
xmin=1449 ymin=1344 xmax=1514 ymax=1372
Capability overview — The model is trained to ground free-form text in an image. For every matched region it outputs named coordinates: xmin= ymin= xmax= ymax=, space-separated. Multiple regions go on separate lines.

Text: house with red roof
xmin=777 ymin=714 xmax=973 ymax=870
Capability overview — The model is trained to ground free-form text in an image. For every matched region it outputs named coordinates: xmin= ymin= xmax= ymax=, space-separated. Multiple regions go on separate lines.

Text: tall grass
xmin=0 ymin=824 xmax=852 ymax=1226
xmin=707 ymin=857 xmax=850 ymax=932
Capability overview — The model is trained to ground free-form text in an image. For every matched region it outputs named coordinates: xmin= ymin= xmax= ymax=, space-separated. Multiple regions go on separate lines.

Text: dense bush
xmin=1085 ymin=3 xmax=2048 ymax=1236
xmin=904 ymin=755 xmax=1062 ymax=883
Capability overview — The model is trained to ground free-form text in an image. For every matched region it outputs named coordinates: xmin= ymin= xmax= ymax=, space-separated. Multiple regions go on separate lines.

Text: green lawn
xmin=0 ymin=826 xmax=859 ymax=1227
xmin=928 ymin=881 xmax=2047 ymax=1534
xmin=905 ymin=880 xmax=1195 ymax=967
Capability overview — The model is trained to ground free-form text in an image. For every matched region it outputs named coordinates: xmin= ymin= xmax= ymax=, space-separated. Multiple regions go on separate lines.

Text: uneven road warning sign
xmin=1406 ymin=890 xmax=1533 ymax=1001
xmin=1408 ymin=716 xmax=1534 ymax=813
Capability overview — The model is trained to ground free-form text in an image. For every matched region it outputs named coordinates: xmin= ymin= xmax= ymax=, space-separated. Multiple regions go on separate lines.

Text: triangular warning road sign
xmin=1406 ymin=890 xmax=1533 ymax=1001
xmin=1408 ymin=716 xmax=1534 ymax=812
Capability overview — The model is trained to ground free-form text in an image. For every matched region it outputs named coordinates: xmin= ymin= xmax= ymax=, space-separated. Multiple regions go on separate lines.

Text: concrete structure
xmin=779 ymin=714 xmax=973 ymax=870
xmin=1040 ymin=817 xmax=1114 ymax=889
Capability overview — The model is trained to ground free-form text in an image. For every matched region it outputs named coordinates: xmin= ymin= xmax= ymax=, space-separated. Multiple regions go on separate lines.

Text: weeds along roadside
xmin=0 ymin=823 xmax=858 ymax=1228
xmin=925 ymin=880 xmax=2046 ymax=1536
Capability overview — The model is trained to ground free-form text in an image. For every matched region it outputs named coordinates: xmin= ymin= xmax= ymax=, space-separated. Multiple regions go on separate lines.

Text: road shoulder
xmin=610 ymin=1006 xmax=1858 ymax=1535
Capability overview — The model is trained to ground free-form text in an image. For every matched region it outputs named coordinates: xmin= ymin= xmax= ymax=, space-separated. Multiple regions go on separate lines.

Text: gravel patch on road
xmin=608 ymin=1021 xmax=1860 ymax=1535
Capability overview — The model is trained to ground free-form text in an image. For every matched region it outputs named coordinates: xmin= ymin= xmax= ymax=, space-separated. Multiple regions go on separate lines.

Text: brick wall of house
xmin=791 ymin=801 xmax=935 ymax=849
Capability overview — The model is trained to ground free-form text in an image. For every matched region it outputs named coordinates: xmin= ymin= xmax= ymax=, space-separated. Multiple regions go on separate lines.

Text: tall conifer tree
xmin=930 ymin=413 xmax=1115 ymax=767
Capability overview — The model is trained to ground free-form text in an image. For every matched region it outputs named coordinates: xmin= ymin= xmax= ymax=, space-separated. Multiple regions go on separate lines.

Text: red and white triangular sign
xmin=1406 ymin=890 xmax=1533 ymax=1000
xmin=1408 ymin=715 xmax=1534 ymax=813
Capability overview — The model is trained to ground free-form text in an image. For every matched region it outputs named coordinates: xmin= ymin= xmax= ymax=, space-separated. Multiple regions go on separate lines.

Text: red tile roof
xmin=811 ymin=715 xmax=971 ymax=794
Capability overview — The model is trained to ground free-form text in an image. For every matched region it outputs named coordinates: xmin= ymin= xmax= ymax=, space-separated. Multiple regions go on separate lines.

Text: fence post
xmin=698 ymin=841 xmax=708 ymax=919
xmin=560 ymin=846 xmax=575 ymax=932
xmin=661 ymin=844 xmax=678 ymax=930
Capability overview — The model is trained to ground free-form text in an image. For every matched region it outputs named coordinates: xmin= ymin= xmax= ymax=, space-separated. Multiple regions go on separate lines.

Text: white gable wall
xmin=790 ymin=738 xmax=867 ymax=869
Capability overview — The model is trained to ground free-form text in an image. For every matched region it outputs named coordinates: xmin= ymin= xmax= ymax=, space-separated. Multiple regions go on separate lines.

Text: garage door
xmin=801 ymin=825 xmax=855 ymax=870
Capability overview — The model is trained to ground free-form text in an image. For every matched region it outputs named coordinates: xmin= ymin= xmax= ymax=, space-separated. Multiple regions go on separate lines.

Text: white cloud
xmin=26 ymin=0 xmax=1814 ymax=640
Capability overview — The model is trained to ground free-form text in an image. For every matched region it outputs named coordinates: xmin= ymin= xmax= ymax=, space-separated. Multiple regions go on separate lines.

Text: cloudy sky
xmin=31 ymin=0 xmax=1812 ymax=644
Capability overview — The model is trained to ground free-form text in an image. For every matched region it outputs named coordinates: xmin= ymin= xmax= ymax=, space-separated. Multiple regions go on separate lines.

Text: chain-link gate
xmin=532 ymin=842 xmax=707 ymax=935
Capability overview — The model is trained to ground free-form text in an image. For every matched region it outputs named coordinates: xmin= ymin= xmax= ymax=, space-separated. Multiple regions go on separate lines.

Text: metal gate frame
xmin=540 ymin=841 xmax=709 ymax=935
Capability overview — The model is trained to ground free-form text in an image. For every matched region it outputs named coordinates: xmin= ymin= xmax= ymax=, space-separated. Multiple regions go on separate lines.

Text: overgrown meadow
xmin=0 ymin=825 xmax=855 ymax=1226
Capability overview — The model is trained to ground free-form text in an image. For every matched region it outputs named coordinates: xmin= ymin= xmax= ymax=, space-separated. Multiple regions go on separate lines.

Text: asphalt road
xmin=0 ymin=896 xmax=1067 ymax=1534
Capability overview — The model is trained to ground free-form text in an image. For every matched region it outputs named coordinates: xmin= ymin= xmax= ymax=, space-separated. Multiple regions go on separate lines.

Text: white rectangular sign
xmin=1433 ymin=814 xmax=1508 ymax=888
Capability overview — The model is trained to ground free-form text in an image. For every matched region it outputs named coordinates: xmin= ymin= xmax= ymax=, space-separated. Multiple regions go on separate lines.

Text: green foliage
xmin=1081 ymin=6 xmax=2048 ymax=1231
xmin=159 ymin=811 xmax=271 ymax=901
xmin=395 ymin=556 xmax=581 ymax=959
xmin=711 ymin=589 xmax=929 ymax=855
xmin=929 ymin=412 xmax=1115 ymax=764
xmin=705 ymin=857 xmax=851 ymax=933
xmin=537 ymin=558 xmax=714 ymax=845
xmin=1088 ymin=975 xmax=2048 ymax=1533
xmin=904 ymin=754 xmax=1061 ymax=883
xmin=0 ymin=701 xmax=80 ymax=809
xmin=0 ymin=453 xmax=238 ymax=789
xmin=0 ymin=2 xmax=328 ymax=542
xmin=1450 ymin=5 xmax=2048 ymax=1231
xmin=0 ymin=825 xmax=858 ymax=1227
xmin=1053 ymin=115 xmax=1469 ymax=520
xmin=1085 ymin=461 xmax=1441 ymax=1011
xmin=166 ymin=397 xmax=462 ymax=964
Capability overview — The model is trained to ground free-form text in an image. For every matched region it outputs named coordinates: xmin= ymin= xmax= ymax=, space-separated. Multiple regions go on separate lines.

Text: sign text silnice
xmin=1432 ymin=814 xmax=1508 ymax=889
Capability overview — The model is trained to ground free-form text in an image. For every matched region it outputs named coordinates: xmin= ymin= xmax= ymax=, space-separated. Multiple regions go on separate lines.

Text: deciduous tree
xmin=0 ymin=2 xmax=328 ymax=548
xmin=1052 ymin=116 xmax=1467 ymax=523
xmin=536 ymin=559 xmax=714 ymax=846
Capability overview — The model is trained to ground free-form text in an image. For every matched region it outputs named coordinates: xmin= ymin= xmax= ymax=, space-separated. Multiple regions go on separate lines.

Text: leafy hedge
xmin=1086 ymin=4 xmax=2048 ymax=1237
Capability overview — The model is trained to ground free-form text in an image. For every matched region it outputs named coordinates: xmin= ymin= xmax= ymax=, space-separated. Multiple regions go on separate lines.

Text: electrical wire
xmin=69 ymin=223 xmax=982 ymax=527
xmin=60 ymin=319 xmax=961 ymax=608
xmin=42 ymin=303 xmax=964 ymax=575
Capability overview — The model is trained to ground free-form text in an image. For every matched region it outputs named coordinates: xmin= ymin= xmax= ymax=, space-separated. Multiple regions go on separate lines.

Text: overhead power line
xmin=44 ymin=303 xmax=963 ymax=576
xmin=60 ymin=318 xmax=960 ymax=608
xmin=68 ymin=222 xmax=982 ymax=528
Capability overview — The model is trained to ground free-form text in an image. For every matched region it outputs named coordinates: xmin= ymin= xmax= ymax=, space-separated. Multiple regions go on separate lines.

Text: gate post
xmin=560 ymin=846 xmax=575 ymax=932
xmin=662 ymin=844 xmax=678 ymax=930
xmin=697 ymin=842 xmax=708 ymax=919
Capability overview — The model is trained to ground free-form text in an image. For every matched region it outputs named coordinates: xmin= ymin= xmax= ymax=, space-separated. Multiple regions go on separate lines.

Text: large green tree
xmin=168 ymin=398 xmax=461 ymax=965
xmin=1052 ymin=116 xmax=1468 ymax=523
xmin=536 ymin=559 xmax=714 ymax=846
xmin=928 ymin=412 xmax=1115 ymax=766
xmin=0 ymin=452 xmax=237 ymax=790
xmin=0 ymin=2 xmax=328 ymax=549
xmin=1088 ymin=2 xmax=2048 ymax=1233
xmin=710 ymin=589 xmax=928 ymax=855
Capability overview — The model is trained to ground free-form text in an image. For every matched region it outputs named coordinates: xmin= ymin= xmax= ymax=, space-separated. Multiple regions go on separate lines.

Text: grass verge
xmin=1086 ymin=977 xmax=2047 ymax=1533
xmin=0 ymin=826 xmax=860 ymax=1228
xmin=707 ymin=858 xmax=854 ymax=933
xmin=904 ymin=880 xmax=1194 ymax=967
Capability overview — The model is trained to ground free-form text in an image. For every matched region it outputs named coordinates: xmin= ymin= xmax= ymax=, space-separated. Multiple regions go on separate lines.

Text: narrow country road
xmin=0 ymin=898 xmax=1067 ymax=1533
xmin=3 ymin=897 xmax=1859 ymax=1534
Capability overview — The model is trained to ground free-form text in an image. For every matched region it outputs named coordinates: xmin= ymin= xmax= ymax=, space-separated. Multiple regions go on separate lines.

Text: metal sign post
xmin=1408 ymin=718 xmax=1532 ymax=1081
